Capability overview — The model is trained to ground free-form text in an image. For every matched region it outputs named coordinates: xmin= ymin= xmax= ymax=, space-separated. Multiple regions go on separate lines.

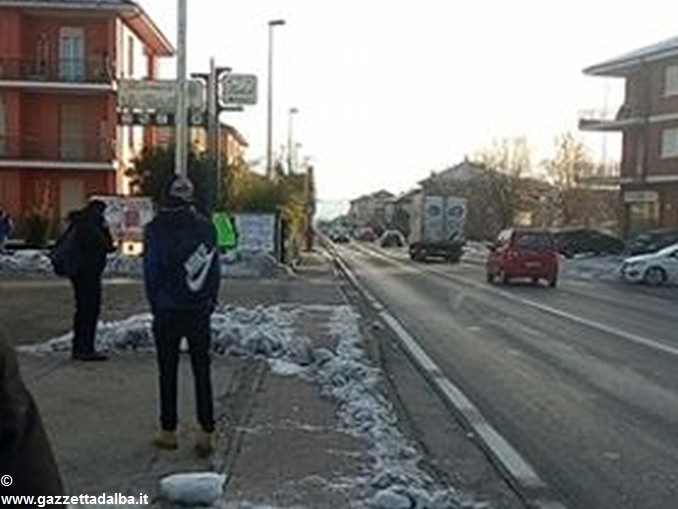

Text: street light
xmin=266 ymin=19 xmax=286 ymax=178
xmin=287 ymin=107 xmax=298 ymax=173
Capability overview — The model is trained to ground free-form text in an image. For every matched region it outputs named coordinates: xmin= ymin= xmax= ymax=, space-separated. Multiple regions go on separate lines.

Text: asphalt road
xmin=335 ymin=241 xmax=678 ymax=509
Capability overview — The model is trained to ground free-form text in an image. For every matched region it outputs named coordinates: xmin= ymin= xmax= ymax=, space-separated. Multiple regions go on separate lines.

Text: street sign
xmin=118 ymin=79 xmax=205 ymax=113
xmin=117 ymin=111 xmax=207 ymax=127
xmin=219 ymin=74 xmax=257 ymax=106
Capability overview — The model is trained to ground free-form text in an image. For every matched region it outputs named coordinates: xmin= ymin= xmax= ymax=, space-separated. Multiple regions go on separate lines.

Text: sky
xmin=139 ymin=0 xmax=678 ymax=218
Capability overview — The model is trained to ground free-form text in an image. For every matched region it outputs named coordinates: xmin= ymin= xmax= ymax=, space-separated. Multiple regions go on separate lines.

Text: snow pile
xmin=24 ymin=304 xmax=471 ymax=508
xmin=159 ymin=472 xmax=225 ymax=506
xmin=561 ymin=255 xmax=623 ymax=282
xmin=0 ymin=250 xmax=53 ymax=275
xmin=0 ymin=249 xmax=292 ymax=279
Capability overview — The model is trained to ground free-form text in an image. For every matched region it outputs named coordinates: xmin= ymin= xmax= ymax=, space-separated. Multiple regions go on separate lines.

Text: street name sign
xmin=118 ymin=80 xmax=205 ymax=113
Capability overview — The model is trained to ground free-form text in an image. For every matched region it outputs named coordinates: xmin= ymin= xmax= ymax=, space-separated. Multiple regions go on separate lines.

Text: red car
xmin=486 ymin=229 xmax=559 ymax=287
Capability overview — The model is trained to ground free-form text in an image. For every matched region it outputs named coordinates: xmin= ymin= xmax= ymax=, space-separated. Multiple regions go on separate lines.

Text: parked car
xmin=486 ymin=228 xmax=559 ymax=287
xmin=625 ymin=229 xmax=678 ymax=255
xmin=621 ymin=243 xmax=678 ymax=286
xmin=379 ymin=230 xmax=405 ymax=248
xmin=355 ymin=227 xmax=377 ymax=242
xmin=329 ymin=230 xmax=351 ymax=243
xmin=552 ymin=228 xmax=625 ymax=258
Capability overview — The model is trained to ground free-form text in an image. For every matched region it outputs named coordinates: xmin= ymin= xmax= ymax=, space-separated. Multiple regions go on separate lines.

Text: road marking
xmin=329 ymin=243 xmax=568 ymax=509
xmin=354 ymin=242 xmax=678 ymax=359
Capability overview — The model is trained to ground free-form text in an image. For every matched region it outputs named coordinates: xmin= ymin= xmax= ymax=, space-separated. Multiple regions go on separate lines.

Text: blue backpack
xmin=49 ymin=225 xmax=80 ymax=277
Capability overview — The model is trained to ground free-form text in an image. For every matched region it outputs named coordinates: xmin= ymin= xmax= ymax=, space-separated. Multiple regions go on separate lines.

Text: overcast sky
xmin=139 ymin=0 xmax=678 ymax=216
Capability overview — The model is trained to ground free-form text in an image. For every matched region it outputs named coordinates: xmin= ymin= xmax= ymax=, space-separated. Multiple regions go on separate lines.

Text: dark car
xmin=625 ymin=229 xmax=678 ymax=255
xmin=329 ymin=231 xmax=351 ymax=243
xmin=552 ymin=228 xmax=625 ymax=258
xmin=486 ymin=228 xmax=559 ymax=287
xmin=379 ymin=230 xmax=405 ymax=248
xmin=355 ymin=227 xmax=377 ymax=242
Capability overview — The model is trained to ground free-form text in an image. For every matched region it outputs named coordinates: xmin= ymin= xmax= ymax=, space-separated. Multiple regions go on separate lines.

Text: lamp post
xmin=266 ymin=19 xmax=285 ymax=178
xmin=287 ymin=107 xmax=298 ymax=173
xmin=175 ymin=0 xmax=188 ymax=177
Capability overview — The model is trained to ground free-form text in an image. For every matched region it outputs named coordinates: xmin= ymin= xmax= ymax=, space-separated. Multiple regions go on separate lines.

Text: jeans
xmin=152 ymin=308 xmax=214 ymax=433
xmin=70 ymin=274 xmax=102 ymax=355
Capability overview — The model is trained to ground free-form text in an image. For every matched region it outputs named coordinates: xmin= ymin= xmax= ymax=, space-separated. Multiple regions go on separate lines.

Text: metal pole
xmin=207 ymin=57 xmax=219 ymax=210
xmin=287 ymin=109 xmax=293 ymax=174
xmin=266 ymin=24 xmax=273 ymax=177
xmin=266 ymin=19 xmax=285 ymax=178
xmin=175 ymin=0 xmax=188 ymax=177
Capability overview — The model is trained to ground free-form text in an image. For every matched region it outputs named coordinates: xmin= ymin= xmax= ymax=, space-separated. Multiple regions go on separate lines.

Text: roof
xmin=0 ymin=0 xmax=174 ymax=56
xmin=584 ymin=35 xmax=678 ymax=77
xmin=418 ymin=160 xmax=486 ymax=187
xmin=220 ymin=123 xmax=249 ymax=147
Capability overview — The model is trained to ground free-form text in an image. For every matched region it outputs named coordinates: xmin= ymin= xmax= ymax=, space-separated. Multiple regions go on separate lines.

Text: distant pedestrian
xmin=0 ymin=208 xmax=13 ymax=253
xmin=143 ymin=176 xmax=221 ymax=456
xmin=68 ymin=200 xmax=115 ymax=361
xmin=0 ymin=336 xmax=64 ymax=498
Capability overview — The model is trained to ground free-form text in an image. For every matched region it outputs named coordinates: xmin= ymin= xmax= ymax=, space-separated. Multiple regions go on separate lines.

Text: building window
xmin=665 ymin=65 xmax=678 ymax=96
xmin=661 ymin=127 xmax=678 ymax=158
xmin=127 ymin=36 xmax=134 ymax=77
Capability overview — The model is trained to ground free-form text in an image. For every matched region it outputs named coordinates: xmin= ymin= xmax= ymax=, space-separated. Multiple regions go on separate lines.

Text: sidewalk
xmin=15 ymin=250 xmax=523 ymax=508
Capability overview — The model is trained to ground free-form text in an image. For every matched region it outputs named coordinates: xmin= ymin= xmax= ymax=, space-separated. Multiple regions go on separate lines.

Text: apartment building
xmin=0 ymin=0 xmax=173 ymax=230
xmin=580 ymin=36 xmax=678 ymax=234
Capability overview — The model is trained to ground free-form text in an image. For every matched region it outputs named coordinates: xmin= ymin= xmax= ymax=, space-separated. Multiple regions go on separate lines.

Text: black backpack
xmin=49 ymin=224 xmax=80 ymax=277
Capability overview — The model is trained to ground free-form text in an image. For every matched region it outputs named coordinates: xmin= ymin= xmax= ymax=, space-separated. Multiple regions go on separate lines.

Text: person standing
xmin=69 ymin=200 xmax=114 ymax=361
xmin=0 ymin=208 xmax=13 ymax=253
xmin=143 ymin=176 xmax=221 ymax=456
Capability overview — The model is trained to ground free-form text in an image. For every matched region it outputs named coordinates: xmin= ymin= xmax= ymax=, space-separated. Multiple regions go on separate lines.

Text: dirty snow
xmin=24 ymin=304 xmax=478 ymax=508
xmin=560 ymin=255 xmax=623 ymax=282
xmin=0 ymin=249 xmax=291 ymax=279
xmin=159 ymin=472 xmax=226 ymax=506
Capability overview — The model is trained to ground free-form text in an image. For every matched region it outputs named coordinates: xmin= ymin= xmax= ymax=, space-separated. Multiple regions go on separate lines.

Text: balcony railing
xmin=578 ymin=104 xmax=645 ymax=131
xmin=0 ymin=57 xmax=114 ymax=84
xmin=0 ymin=135 xmax=114 ymax=163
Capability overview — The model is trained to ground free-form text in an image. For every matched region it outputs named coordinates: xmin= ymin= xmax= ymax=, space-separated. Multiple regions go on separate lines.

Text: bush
xmin=22 ymin=214 xmax=50 ymax=247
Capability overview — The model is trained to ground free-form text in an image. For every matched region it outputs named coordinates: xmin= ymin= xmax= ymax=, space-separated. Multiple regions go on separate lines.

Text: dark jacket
xmin=71 ymin=210 xmax=114 ymax=275
xmin=143 ymin=206 xmax=220 ymax=312
xmin=0 ymin=338 xmax=64 ymax=497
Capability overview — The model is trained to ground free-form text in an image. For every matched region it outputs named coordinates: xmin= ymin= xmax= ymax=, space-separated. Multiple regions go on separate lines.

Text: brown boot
xmin=194 ymin=429 xmax=214 ymax=457
xmin=153 ymin=428 xmax=178 ymax=450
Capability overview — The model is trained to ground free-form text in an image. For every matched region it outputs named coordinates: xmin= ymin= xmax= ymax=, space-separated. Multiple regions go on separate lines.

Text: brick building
xmin=0 ymin=0 xmax=172 ymax=232
xmin=581 ymin=36 xmax=678 ymax=234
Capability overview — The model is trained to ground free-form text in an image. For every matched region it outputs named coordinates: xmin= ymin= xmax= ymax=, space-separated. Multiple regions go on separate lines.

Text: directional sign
xmin=219 ymin=74 xmax=257 ymax=106
xmin=118 ymin=80 xmax=205 ymax=113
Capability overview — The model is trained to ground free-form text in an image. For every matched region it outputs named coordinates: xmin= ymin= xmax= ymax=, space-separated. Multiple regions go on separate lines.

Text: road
xmin=335 ymin=241 xmax=678 ymax=509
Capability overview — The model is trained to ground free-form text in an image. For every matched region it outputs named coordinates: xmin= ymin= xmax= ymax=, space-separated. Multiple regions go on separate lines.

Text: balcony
xmin=0 ymin=57 xmax=114 ymax=85
xmin=0 ymin=135 xmax=114 ymax=166
xmin=578 ymin=104 xmax=644 ymax=132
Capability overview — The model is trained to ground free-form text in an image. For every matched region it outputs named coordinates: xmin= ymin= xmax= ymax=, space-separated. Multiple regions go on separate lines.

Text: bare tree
xmin=542 ymin=132 xmax=594 ymax=189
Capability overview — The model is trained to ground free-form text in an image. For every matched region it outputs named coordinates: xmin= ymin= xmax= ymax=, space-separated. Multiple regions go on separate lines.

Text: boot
xmin=194 ymin=429 xmax=214 ymax=457
xmin=153 ymin=428 xmax=178 ymax=450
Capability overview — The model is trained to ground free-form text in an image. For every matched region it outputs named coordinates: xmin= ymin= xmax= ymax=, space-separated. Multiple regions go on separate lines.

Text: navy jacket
xmin=143 ymin=206 xmax=220 ymax=312
xmin=71 ymin=210 xmax=115 ymax=275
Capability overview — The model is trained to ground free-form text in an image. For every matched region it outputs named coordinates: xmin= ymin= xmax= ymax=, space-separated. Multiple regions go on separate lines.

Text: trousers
xmin=70 ymin=273 xmax=102 ymax=355
xmin=152 ymin=308 xmax=214 ymax=433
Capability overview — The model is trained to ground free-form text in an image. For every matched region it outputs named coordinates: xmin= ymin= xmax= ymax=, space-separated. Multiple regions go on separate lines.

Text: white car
xmin=621 ymin=243 xmax=678 ymax=286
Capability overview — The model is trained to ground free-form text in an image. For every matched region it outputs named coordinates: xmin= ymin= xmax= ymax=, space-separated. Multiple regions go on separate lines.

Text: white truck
xmin=408 ymin=191 xmax=467 ymax=262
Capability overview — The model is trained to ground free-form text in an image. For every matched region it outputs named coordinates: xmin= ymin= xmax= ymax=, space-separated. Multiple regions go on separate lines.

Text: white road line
xmin=330 ymin=244 xmax=568 ymax=509
xmin=356 ymin=243 xmax=678 ymax=359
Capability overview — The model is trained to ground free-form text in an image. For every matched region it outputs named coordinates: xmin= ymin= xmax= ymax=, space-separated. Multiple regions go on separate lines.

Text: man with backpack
xmin=60 ymin=200 xmax=114 ymax=361
xmin=143 ymin=176 xmax=221 ymax=456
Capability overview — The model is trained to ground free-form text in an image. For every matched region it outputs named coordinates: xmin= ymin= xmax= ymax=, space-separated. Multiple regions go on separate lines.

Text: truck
xmin=407 ymin=190 xmax=467 ymax=262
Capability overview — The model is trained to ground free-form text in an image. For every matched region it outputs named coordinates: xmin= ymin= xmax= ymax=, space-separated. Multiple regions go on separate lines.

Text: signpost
xmin=220 ymin=74 xmax=258 ymax=106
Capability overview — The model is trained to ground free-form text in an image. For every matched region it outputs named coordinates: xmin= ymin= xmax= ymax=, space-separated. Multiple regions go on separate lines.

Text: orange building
xmin=0 ymin=0 xmax=173 ymax=231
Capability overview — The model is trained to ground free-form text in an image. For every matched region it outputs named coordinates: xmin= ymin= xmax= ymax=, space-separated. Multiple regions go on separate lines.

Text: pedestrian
xmin=143 ymin=176 xmax=221 ymax=456
xmin=69 ymin=200 xmax=115 ymax=361
xmin=0 ymin=336 xmax=64 ymax=499
xmin=0 ymin=208 xmax=13 ymax=253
